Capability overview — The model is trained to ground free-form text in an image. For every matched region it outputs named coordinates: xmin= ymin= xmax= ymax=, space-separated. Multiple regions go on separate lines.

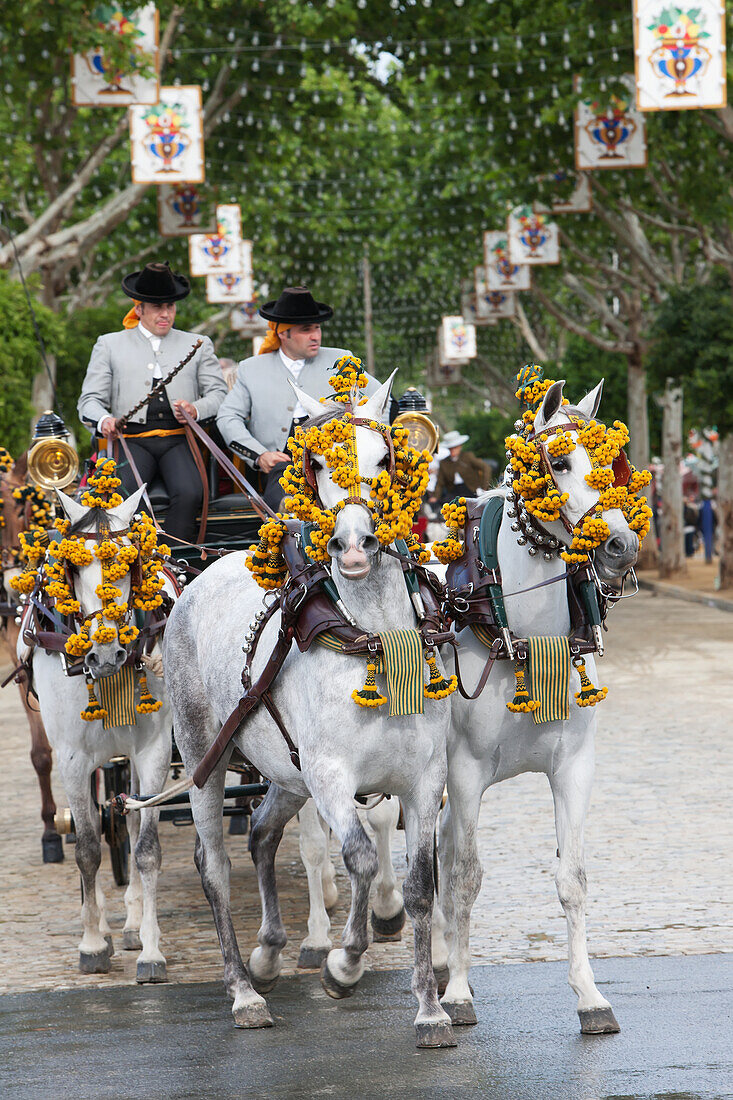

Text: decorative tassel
xmin=136 ymin=670 xmax=163 ymax=714
xmin=81 ymin=680 xmax=107 ymax=722
xmin=506 ymin=660 xmax=540 ymax=713
xmin=572 ymin=656 xmax=608 ymax=707
xmin=352 ymin=661 xmax=387 ymax=708
xmin=424 ymin=649 xmax=457 ymax=700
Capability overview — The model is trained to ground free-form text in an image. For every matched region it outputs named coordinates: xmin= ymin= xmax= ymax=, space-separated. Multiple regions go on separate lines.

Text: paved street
xmin=1 ymin=589 xmax=732 ymax=996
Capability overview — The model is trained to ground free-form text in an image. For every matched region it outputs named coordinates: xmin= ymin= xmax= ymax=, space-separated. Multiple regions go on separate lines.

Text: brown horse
xmin=1 ymin=452 xmax=63 ymax=862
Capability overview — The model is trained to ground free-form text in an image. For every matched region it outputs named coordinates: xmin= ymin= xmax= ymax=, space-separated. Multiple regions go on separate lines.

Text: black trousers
xmin=262 ymin=461 xmax=290 ymax=512
xmin=118 ymin=435 xmax=202 ymax=544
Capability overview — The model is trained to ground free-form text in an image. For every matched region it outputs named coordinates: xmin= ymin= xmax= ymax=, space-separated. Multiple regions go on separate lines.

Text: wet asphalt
xmin=1 ymin=954 xmax=731 ymax=1099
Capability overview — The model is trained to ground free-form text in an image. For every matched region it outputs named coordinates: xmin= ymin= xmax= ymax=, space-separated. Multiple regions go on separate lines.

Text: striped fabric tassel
xmin=97 ymin=665 xmax=137 ymax=729
xmin=377 ymin=629 xmax=424 ymax=717
xmin=527 ymin=636 xmax=571 ymax=725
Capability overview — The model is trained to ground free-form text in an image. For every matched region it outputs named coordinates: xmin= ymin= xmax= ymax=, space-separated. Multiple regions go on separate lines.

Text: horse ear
xmin=359 ymin=369 xmax=398 ymax=424
xmin=107 ymin=486 xmax=147 ymax=529
xmin=575 ymin=379 xmax=604 ymax=421
xmin=288 ymin=380 xmax=338 ymax=419
xmin=55 ymin=489 xmax=88 ymax=528
xmin=533 ymin=379 xmax=565 ymax=433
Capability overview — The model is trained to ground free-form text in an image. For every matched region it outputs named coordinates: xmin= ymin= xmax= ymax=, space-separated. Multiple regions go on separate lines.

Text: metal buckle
xmin=289 ymin=583 xmax=308 ymax=612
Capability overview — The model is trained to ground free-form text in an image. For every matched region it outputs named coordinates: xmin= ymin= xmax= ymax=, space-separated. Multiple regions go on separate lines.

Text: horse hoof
xmin=320 ymin=960 xmax=358 ymax=1000
xmin=441 ymin=1000 xmax=477 ymax=1026
xmin=65 ymin=832 xmax=77 ymax=845
xmin=249 ymin=972 xmax=279 ymax=995
xmin=371 ymin=906 xmax=406 ymax=942
xmin=42 ymin=833 xmax=64 ymax=863
xmin=233 ymin=1003 xmax=273 ymax=1029
xmin=104 ymin=935 xmax=114 ymax=957
xmin=434 ymin=966 xmax=450 ymax=996
xmin=79 ymin=950 xmax=111 ymax=974
xmin=228 ymin=814 xmax=248 ymax=836
xmin=122 ymin=929 xmax=142 ymax=951
xmin=415 ymin=1020 xmax=457 ymax=1048
xmin=297 ymin=945 xmax=330 ymax=970
xmin=136 ymin=960 xmax=167 ymax=984
xmin=579 ymin=1006 xmax=620 ymax=1034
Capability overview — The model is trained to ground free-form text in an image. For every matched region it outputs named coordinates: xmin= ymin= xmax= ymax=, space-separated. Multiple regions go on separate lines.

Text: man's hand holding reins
xmin=257 ymin=450 xmax=290 ymax=472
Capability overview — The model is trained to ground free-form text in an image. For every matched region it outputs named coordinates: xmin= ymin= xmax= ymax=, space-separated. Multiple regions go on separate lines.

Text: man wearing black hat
xmin=77 ymin=261 xmax=227 ymax=542
xmin=217 ymin=285 xmax=380 ymax=510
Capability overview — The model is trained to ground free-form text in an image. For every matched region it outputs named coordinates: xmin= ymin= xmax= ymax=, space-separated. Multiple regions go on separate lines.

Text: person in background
xmin=430 ymin=430 xmax=492 ymax=505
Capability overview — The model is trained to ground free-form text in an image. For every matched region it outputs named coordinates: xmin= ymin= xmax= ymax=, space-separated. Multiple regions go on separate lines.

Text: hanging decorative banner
xmin=231 ymin=297 xmax=268 ymax=335
xmin=473 ymin=268 xmax=516 ymax=324
xmin=576 ymin=80 xmax=647 ymax=169
xmin=189 ymin=204 xmax=245 ymax=277
xmin=535 ymin=171 xmax=592 ymax=214
xmin=507 ymin=207 xmax=560 ymax=266
xmin=484 ymin=231 xmax=531 ymax=291
xmin=633 ymin=1 xmax=727 ymax=111
xmin=439 ymin=316 xmax=476 ymax=365
xmin=72 ymin=3 xmax=159 ymax=107
xmin=206 ymin=263 xmax=254 ymax=304
xmin=460 ymin=279 xmax=481 ymax=326
xmin=129 ymin=85 xmax=204 ymax=184
xmin=158 ymin=183 xmax=216 ymax=237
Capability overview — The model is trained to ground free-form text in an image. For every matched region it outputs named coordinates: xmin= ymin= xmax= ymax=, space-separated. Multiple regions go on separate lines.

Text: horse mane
xmin=69 ymin=506 xmax=111 ymax=537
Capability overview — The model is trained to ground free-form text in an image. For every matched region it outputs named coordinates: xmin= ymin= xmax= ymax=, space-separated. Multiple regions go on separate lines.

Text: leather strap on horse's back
xmin=183 ymin=422 xmax=209 ymax=546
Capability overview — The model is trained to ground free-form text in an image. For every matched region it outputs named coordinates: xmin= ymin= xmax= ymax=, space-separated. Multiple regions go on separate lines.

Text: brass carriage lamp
xmin=392 ymin=388 xmax=440 ymax=454
xmin=27 ymin=411 xmax=79 ymax=491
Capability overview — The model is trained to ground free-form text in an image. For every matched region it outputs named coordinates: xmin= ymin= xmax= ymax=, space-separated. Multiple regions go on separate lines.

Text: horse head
xmin=55 ymin=485 xmax=146 ymax=678
xmin=289 ymin=372 xmax=396 ymax=581
xmin=529 ymin=379 xmax=641 ymax=580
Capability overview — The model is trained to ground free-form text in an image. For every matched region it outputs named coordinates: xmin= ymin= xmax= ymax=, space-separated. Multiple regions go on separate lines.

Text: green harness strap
xmin=477 ymin=496 xmax=512 ymax=653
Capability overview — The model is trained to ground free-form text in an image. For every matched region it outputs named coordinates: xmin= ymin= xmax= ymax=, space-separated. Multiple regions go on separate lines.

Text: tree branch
xmin=531 ymin=285 xmax=633 ymax=355
xmin=511 ymin=299 xmax=548 ymax=360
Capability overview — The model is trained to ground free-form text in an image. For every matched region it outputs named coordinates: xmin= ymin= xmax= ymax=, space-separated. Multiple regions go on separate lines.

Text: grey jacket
xmin=77 ymin=326 xmax=227 ymax=430
xmin=216 ymin=346 xmax=380 ymax=465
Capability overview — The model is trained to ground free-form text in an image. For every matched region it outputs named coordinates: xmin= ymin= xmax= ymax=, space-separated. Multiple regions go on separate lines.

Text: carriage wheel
xmin=100 ymin=758 xmax=131 ymax=887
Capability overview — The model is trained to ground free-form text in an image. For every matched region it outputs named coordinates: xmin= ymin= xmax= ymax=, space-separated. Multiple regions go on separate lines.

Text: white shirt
xmin=97 ymin=322 xmax=163 ymax=432
xmin=279 ymin=348 xmax=308 ymax=419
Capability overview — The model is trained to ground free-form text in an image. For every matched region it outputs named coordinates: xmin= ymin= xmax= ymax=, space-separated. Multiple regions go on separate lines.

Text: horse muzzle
xmin=594 ymin=530 xmax=639 ymax=579
xmin=84 ymin=644 xmax=127 ymax=680
xmin=327 ymin=533 xmax=380 ymax=580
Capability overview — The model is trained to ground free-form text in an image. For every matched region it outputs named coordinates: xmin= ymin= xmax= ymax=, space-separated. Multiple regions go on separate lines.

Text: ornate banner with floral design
xmin=633 ymin=1 xmax=727 ymax=110
xmin=72 ymin=3 xmax=159 ymax=107
xmin=484 ymin=231 xmax=531 ymax=291
xmin=534 ymin=171 xmax=592 ymax=215
xmin=231 ymin=297 xmax=268 ymax=335
xmin=206 ymin=260 xmax=254 ymax=304
xmin=460 ymin=279 xmax=481 ymax=327
xmin=157 ymin=183 xmax=216 ymax=237
xmin=474 ymin=268 xmax=516 ymax=325
xmin=507 ymin=206 xmax=560 ymax=266
xmin=188 ymin=204 xmax=246 ymax=276
xmin=439 ymin=316 xmax=476 ymax=365
xmin=129 ymin=85 xmax=204 ymax=184
xmin=576 ymin=79 xmax=647 ymax=169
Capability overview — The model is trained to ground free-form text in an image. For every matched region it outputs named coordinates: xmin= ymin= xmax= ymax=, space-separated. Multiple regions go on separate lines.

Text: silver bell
xmin=505 ymin=450 xmax=513 ymax=461
xmin=255 ymin=610 xmax=266 ymax=622
xmin=517 ymin=536 xmax=527 ymax=546
xmin=536 ymin=534 xmax=546 ymax=545
xmin=14 ymin=615 xmax=22 ymax=624
xmin=543 ymin=551 xmax=554 ymax=561
xmin=19 ymin=593 xmax=28 ymax=604
xmin=528 ymin=545 xmax=538 ymax=556
xmin=133 ymin=513 xmax=142 ymax=523
xmin=506 ymin=491 xmax=515 ymax=503
xmin=242 ymin=643 xmax=251 ymax=653
xmin=177 ymin=574 xmax=187 ymax=586
xmin=510 ymin=522 xmax=521 ymax=533
xmin=514 ymin=419 xmax=524 ymax=432
xmin=244 ymin=632 xmax=255 ymax=643
xmin=506 ymin=508 xmax=517 ymax=519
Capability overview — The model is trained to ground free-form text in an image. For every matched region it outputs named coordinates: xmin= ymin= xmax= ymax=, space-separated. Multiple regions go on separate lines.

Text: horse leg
xmin=131 ymin=740 xmax=170 ymax=983
xmin=248 ymin=783 xmax=307 ymax=987
xmin=296 ymin=798 xmax=334 ymax=969
xmin=366 ymin=796 xmax=405 ymax=942
xmin=121 ymin=781 xmax=143 ymax=951
xmin=21 ymin=679 xmax=63 ymax=863
xmin=400 ymin=771 xmax=456 ymax=1048
xmin=318 ymin=813 xmax=339 ymax=912
xmin=441 ymin=762 xmax=484 ymax=1027
xmin=63 ymin=762 xmax=110 ymax=973
xmin=190 ymin=758 xmax=273 ymax=1028
xmin=432 ymin=802 xmax=454 ymax=992
xmin=549 ymin=746 xmax=620 ymax=1034
xmin=310 ymin=781 xmax=378 ymax=998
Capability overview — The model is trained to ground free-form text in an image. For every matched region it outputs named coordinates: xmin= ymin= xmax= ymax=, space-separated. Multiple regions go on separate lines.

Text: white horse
xmin=25 ymin=487 xmax=174 ymax=981
xmin=436 ymin=379 xmax=639 ymax=1034
xmin=162 ymin=377 xmax=455 ymax=1047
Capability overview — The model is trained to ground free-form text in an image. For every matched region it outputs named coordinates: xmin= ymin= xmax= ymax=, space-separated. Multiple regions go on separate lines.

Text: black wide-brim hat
xmin=122 ymin=261 xmax=190 ymax=303
xmin=259 ymin=285 xmax=333 ymax=324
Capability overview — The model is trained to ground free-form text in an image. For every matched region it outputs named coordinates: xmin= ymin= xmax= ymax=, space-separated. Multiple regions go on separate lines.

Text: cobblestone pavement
xmin=1 ymin=589 xmax=731 ymax=995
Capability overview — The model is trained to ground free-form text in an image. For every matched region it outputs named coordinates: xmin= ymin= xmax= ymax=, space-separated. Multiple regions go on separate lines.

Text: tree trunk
xmin=658 ymin=380 xmax=685 ymax=578
xmin=718 ymin=433 xmax=733 ymax=590
xmin=626 ymin=342 xmax=659 ymax=568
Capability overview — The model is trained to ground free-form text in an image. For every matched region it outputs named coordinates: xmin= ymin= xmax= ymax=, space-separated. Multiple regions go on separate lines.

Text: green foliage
xmin=0 ymin=273 xmax=66 ymax=455
xmin=647 ymin=270 xmax=733 ymax=437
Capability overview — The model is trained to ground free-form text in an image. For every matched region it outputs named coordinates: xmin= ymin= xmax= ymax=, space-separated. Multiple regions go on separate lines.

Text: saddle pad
xmin=97 ymin=665 xmax=137 ymax=730
xmin=527 ymin=636 xmax=570 ymax=725
xmin=377 ymin=629 xmax=424 ymax=718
